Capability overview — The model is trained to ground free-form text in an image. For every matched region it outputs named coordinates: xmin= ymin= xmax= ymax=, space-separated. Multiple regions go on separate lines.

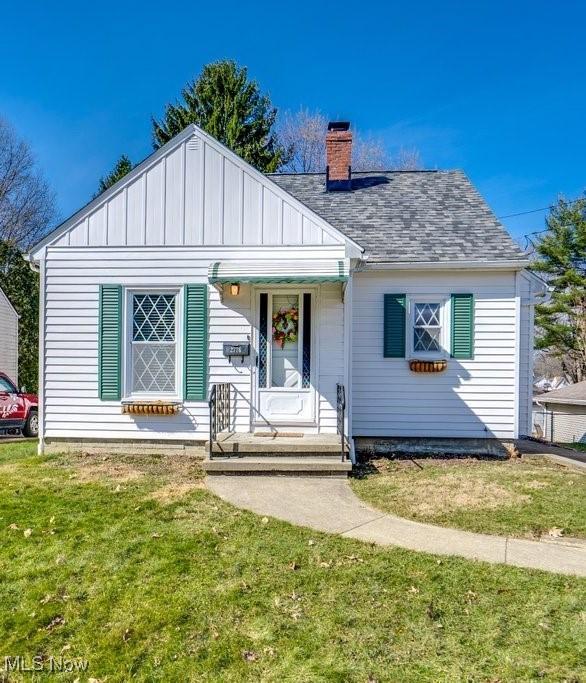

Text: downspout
xmin=27 ymin=259 xmax=40 ymax=274
xmin=536 ymin=399 xmax=555 ymax=443
xmin=24 ymin=253 xmax=44 ymax=454
xmin=521 ymin=269 xmax=552 ymax=306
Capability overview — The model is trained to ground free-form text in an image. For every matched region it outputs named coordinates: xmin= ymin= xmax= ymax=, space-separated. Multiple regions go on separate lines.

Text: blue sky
xmin=2 ymin=0 xmax=585 ymax=245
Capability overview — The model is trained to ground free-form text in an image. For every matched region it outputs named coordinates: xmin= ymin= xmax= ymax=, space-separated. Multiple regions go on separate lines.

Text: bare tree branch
xmin=0 ymin=117 xmax=55 ymax=248
xmin=277 ymin=109 xmax=422 ymax=173
xmin=278 ymin=108 xmax=327 ymax=172
xmin=392 ymin=147 xmax=422 ymax=171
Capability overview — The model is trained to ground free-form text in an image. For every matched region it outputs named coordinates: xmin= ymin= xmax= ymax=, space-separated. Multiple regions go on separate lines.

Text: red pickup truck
xmin=0 ymin=372 xmax=38 ymax=437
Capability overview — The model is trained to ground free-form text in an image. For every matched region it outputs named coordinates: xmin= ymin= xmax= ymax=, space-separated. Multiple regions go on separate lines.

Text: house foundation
xmin=354 ymin=436 xmax=512 ymax=460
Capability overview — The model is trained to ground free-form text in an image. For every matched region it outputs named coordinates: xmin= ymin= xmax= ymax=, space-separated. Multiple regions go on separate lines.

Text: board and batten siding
xmin=52 ymin=133 xmax=343 ymax=250
xmin=42 ymin=246 xmax=344 ymax=440
xmin=0 ymin=287 xmax=18 ymax=384
xmin=352 ymin=270 xmax=519 ymax=440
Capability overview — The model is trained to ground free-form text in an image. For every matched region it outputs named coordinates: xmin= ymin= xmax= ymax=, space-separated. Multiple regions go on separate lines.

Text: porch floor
xmin=203 ymin=431 xmax=351 ymax=476
xmin=207 ymin=431 xmax=347 ymax=455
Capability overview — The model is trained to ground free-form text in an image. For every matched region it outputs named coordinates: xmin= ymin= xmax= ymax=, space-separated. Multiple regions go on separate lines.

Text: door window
xmin=271 ymin=294 xmax=300 ymax=388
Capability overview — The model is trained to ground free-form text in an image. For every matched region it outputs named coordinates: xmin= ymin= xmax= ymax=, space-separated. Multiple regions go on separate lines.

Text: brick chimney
xmin=326 ymin=121 xmax=352 ymax=191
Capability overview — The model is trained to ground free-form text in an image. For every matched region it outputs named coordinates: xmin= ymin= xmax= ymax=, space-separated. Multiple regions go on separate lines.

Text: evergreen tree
xmin=96 ymin=154 xmax=133 ymax=196
xmin=531 ymin=196 xmax=586 ymax=383
xmin=0 ymin=241 xmax=39 ymax=392
xmin=152 ymin=60 xmax=283 ymax=172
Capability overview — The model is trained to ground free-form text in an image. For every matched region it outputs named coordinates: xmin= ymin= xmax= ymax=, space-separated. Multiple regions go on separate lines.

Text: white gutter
xmin=536 ymin=397 xmax=586 ymax=407
xmin=361 ymin=259 xmax=530 ymax=271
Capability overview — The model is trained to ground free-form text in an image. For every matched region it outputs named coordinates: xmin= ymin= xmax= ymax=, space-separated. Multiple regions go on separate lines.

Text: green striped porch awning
xmin=208 ymin=259 xmax=349 ymax=284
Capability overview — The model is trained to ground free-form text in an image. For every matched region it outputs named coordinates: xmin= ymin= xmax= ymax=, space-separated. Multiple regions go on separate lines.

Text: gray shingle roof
xmin=539 ymin=380 xmax=586 ymax=405
xmin=269 ymin=170 xmax=526 ymax=263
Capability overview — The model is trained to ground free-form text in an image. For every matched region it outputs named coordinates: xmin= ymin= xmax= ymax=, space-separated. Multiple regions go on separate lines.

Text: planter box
xmin=409 ymin=359 xmax=447 ymax=373
xmin=121 ymin=401 xmax=182 ymax=416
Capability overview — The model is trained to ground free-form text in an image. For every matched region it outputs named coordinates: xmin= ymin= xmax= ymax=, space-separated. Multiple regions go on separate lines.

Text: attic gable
xmin=30 ymin=125 xmax=357 ymax=257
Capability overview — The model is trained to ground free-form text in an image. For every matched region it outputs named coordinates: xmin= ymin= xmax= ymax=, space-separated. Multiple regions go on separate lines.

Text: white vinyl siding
xmin=518 ymin=271 xmax=536 ymax=437
xmin=352 ymin=270 xmax=518 ymax=439
xmin=42 ymin=246 xmax=345 ymax=440
xmin=317 ymin=283 xmax=345 ymax=432
xmin=0 ymin=288 xmax=18 ymax=385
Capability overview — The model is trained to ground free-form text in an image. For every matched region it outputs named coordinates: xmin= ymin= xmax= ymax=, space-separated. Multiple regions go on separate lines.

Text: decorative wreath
xmin=272 ymin=304 xmax=299 ymax=348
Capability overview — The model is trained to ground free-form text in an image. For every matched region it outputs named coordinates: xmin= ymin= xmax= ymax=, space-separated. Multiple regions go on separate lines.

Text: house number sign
xmin=223 ymin=342 xmax=250 ymax=363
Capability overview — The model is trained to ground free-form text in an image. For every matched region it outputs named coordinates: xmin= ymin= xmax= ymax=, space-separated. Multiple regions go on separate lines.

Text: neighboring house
xmin=27 ymin=121 xmax=547 ymax=463
xmin=0 ymin=286 xmax=18 ymax=385
xmin=535 ymin=381 xmax=586 ymax=444
xmin=534 ymin=376 xmax=569 ymax=394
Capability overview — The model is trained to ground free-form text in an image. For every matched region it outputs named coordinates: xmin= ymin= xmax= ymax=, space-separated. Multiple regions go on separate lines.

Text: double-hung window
xmin=410 ymin=299 xmax=447 ymax=357
xmin=98 ymin=284 xmax=207 ymax=402
xmin=130 ymin=292 xmax=178 ymax=396
xmin=382 ymin=292 xmax=474 ymax=360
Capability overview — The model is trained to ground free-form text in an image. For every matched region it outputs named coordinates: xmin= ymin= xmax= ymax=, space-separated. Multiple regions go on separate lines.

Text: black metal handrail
xmin=336 ymin=383 xmax=346 ymax=462
xmin=208 ymin=383 xmax=231 ymax=458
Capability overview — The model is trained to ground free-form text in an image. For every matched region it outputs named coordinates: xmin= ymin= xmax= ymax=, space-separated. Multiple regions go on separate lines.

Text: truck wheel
xmin=23 ymin=411 xmax=39 ymax=438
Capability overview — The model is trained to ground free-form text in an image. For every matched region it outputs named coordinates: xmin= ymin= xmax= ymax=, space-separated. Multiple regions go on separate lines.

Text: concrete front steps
xmin=203 ymin=432 xmax=351 ymax=476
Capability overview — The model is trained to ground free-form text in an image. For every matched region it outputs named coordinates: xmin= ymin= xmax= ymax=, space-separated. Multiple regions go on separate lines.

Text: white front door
xmin=254 ymin=290 xmax=315 ymax=426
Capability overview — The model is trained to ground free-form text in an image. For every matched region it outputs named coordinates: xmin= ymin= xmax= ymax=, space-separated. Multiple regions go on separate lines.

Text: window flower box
xmin=121 ymin=401 xmax=182 ymax=416
xmin=409 ymin=359 xmax=447 ymax=373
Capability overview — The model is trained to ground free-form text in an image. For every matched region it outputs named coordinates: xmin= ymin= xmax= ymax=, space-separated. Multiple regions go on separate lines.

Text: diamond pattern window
xmin=413 ymin=302 xmax=441 ymax=353
xmin=131 ymin=293 xmax=177 ymax=394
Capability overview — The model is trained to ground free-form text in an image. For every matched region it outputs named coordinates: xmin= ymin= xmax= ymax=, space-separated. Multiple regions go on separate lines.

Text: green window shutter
xmin=451 ymin=293 xmax=474 ymax=359
xmin=383 ymin=294 xmax=406 ymax=358
xmin=184 ymin=284 xmax=208 ymax=401
xmin=98 ymin=285 xmax=122 ymax=400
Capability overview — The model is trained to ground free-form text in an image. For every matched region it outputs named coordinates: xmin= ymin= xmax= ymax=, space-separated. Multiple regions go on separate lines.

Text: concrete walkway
xmin=207 ymin=475 xmax=586 ymax=577
xmin=518 ymin=438 xmax=586 ymax=470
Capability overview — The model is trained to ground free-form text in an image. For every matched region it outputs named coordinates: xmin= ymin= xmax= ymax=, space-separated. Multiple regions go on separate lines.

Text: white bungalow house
xmin=28 ymin=122 xmax=546 ymax=473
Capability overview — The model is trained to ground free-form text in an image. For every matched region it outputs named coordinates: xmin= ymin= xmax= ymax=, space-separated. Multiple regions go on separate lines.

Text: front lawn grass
xmin=1 ymin=442 xmax=585 ymax=682
xmin=351 ymin=455 xmax=586 ymax=540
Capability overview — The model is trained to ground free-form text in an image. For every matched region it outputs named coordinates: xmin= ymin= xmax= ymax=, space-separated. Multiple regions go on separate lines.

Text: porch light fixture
xmin=230 ymin=283 xmax=240 ymax=296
